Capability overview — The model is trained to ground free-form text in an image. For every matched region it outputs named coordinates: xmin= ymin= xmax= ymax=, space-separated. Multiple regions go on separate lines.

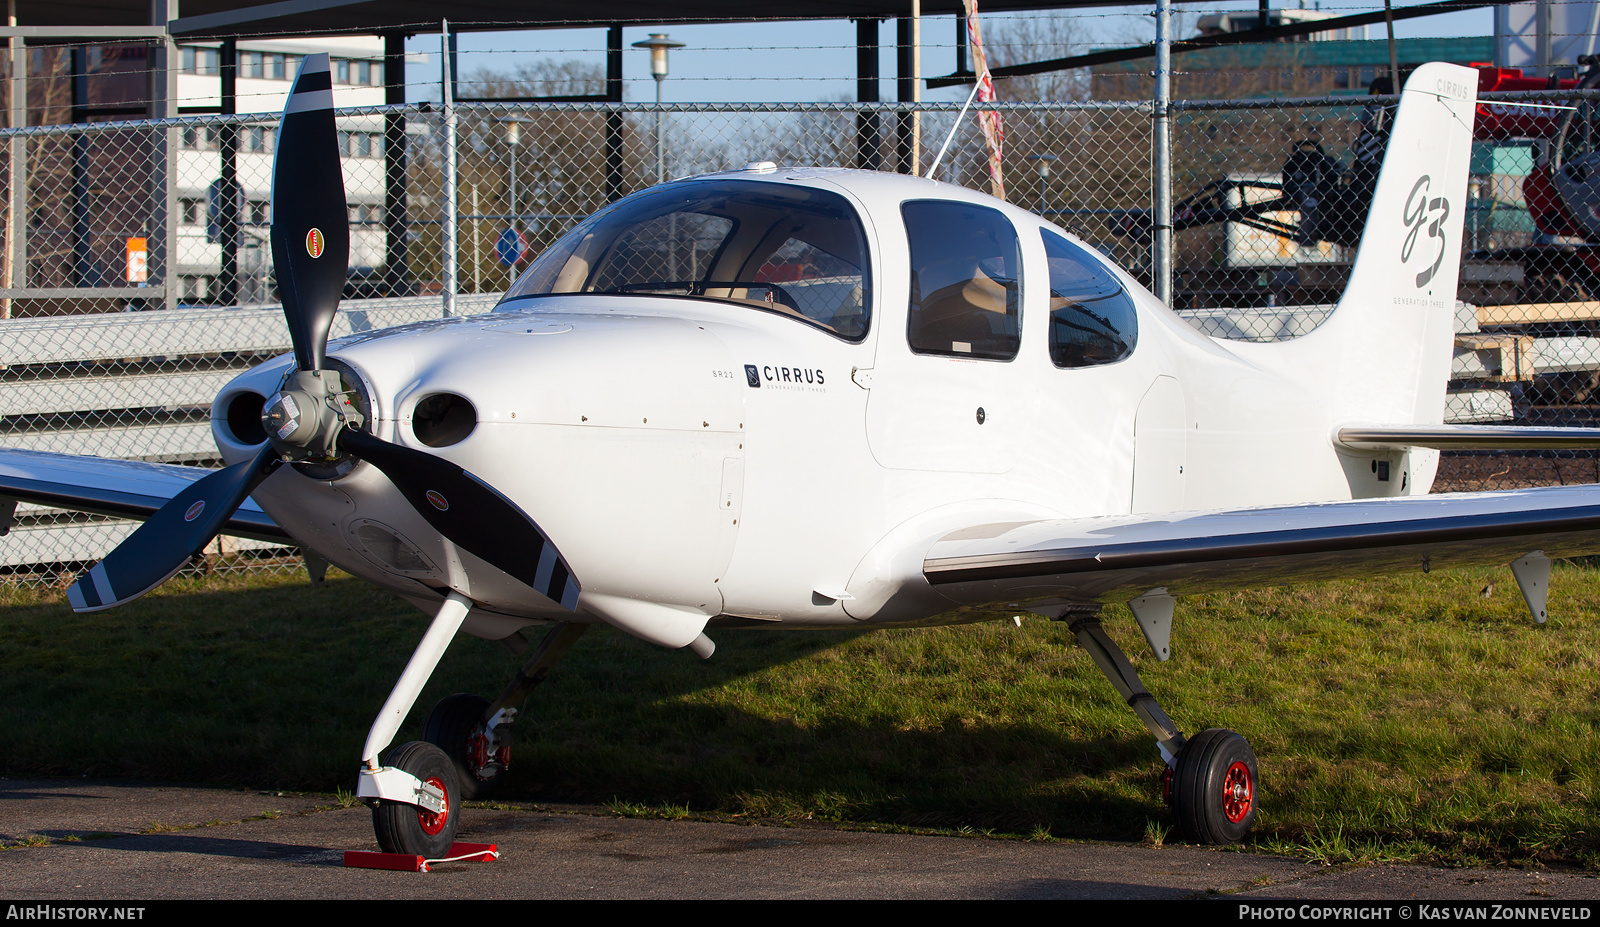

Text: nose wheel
xmin=1169 ymin=728 xmax=1258 ymax=845
xmin=372 ymin=741 xmax=462 ymax=857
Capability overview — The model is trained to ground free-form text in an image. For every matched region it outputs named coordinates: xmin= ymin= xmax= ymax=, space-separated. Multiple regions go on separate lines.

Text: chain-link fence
xmin=3 ymin=88 xmax=1599 ymax=584
xmin=1166 ymin=87 xmax=1600 ymax=493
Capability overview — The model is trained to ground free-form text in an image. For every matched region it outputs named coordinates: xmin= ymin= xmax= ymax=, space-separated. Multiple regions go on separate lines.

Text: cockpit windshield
xmin=500 ymin=179 xmax=872 ymax=340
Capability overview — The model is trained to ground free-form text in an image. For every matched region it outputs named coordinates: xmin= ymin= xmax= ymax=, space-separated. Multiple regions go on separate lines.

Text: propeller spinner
xmin=66 ymin=54 xmax=580 ymax=614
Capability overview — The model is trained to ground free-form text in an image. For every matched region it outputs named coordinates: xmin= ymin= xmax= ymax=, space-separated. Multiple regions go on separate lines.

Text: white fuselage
xmin=210 ymin=170 xmax=1428 ymax=641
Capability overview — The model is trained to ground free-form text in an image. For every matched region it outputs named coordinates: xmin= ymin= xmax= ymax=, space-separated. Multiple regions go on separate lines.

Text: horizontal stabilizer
xmin=1337 ymin=425 xmax=1600 ymax=450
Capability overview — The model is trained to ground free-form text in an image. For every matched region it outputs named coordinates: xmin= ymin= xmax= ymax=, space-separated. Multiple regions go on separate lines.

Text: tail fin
xmin=1265 ymin=63 xmax=1478 ymax=427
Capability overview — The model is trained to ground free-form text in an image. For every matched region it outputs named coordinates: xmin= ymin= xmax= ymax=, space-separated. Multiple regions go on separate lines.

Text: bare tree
xmin=986 ymin=14 xmax=1092 ymax=103
xmin=437 ymin=60 xmax=648 ymax=291
xmin=463 ymin=59 xmax=607 ymax=100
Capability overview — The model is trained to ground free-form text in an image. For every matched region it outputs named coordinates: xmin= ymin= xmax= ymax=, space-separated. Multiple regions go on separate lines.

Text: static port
xmin=226 ymin=392 xmax=268 ymax=446
xmin=412 ymin=393 xmax=476 ymax=447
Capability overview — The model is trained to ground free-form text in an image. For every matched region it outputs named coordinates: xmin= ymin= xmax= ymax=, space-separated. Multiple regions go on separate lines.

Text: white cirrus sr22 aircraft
xmin=2 ymin=58 xmax=1595 ymax=855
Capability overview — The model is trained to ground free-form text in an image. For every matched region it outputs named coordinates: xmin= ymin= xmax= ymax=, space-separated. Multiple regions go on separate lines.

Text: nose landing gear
xmin=372 ymin=741 xmax=460 ymax=857
xmin=356 ymin=591 xmax=592 ymax=856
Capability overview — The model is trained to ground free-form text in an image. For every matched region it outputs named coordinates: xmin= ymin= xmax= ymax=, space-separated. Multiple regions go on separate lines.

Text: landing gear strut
xmin=422 ymin=621 xmax=589 ymax=801
xmin=356 ymin=591 xmax=473 ymax=854
xmin=1064 ymin=613 xmax=1257 ymax=844
xmin=355 ymin=592 xmax=591 ymax=855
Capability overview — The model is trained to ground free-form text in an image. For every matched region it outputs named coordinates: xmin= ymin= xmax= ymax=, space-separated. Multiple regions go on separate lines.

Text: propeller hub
xmin=263 ymin=368 xmax=363 ymax=461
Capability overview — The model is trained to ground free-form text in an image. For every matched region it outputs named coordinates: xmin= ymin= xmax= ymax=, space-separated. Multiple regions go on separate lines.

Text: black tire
xmin=1170 ymin=728 xmax=1258 ymax=845
xmin=372 ymin=741 xmax=461 ymax=858
xmin=422 ymin=693 xmax=505 ymax=801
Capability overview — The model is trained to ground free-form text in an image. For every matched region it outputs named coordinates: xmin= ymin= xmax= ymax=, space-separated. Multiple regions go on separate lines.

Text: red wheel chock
xmin=344 ymin=842 xmax=499 ymax=873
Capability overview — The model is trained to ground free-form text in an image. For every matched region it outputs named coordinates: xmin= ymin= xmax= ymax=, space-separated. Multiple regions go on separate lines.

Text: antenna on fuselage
xmin=926 ymin=81 xmax=982 ymax=182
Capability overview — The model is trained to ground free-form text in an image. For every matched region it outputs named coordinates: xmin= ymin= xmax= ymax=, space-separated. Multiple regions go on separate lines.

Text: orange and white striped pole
xmin=962 ymin=0 xmax=1005 ymax=200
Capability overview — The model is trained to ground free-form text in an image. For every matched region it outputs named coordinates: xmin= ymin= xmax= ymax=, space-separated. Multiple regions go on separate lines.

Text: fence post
xmin=151 ymin=0 xmax=177 ymax=311
xmin=1152 ymin=0 xmax=1173 ymax=306
xmin=218 ymin=40 xmax=239 ymax=307
xmin=5 ymin=18 xmax=25 ymax=318
xmin=440 ymin=21 xmax=457 ymax=318
xmin=855 ymin=18 xmax=881 ymax=171
xmin=605 ymin=24 xmax=625 ymax=202
xmin=383 ymin=33 xmax=410 ymax=297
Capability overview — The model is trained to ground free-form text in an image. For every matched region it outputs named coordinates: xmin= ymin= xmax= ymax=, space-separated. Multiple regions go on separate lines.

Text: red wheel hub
xmin=468 ymin=732 xmax=489 ymax=770
xmin=1221 ymin=761 xmax=1253 ymax=823
xmin=416 ymin=776 xmax=450 ymax=836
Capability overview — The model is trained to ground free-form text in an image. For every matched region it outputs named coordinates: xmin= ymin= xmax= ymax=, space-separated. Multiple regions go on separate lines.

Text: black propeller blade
xmin=66 ymin=446 xmax=278 ymax=612
xmin=271 ymin=54 xmax=348 ymax=373
xmin=66 ymin=54 xmax=582 ymax=614
xmin=62 ymin=56 xmax=344 ymax=614
xmin=341 ymin=431 xmax=580 ymax=610
xmin=258 ymin=57 xmax=583 ymax=611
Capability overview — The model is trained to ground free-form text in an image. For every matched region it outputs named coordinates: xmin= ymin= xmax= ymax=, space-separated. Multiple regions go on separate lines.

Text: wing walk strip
xmin=922 ymin=502 xmax=1600 ymax=585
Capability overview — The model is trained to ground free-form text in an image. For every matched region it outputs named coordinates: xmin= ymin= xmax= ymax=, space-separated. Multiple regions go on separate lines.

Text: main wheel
xmin=1170 ymin=728 xmax=1257 ymax=845
xmin=372 ymin=741 xmax=461 ymax=858
xmin=423 ymin=693 xmax=506 ymax=800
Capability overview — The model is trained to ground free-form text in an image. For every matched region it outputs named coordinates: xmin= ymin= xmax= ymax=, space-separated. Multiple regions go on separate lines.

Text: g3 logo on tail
xmin=1401 ymin=175 xmax=1450 ymax=288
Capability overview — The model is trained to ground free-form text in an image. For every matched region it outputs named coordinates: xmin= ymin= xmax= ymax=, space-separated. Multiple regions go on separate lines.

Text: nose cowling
xmin=243 ymin=306 xmax=751 ymax=628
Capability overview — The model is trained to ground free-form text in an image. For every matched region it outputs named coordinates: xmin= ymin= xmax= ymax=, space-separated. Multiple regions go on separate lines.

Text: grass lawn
xmin=3 ymin=560 xmax=1599 ymax=867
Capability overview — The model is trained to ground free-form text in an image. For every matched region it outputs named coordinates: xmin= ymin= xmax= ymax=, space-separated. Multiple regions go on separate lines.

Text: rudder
xmin=1266 ymin=63 xmax=1478 ymax=429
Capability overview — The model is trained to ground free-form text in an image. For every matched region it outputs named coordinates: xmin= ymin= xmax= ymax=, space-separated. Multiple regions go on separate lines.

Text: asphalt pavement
xmin=2 ymin=778 xmax=1598 ymax=900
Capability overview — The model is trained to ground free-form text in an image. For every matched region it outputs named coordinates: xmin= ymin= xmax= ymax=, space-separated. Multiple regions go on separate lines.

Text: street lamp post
xmin=503 ymin=118 xmax=520 ymax=233
xmin=495 ymin=116 xmax=528 ymax=285
xmin=1027 ymin=153 xmax=1058 ymax=215
xmin=632 ymin=33 xmax=685 ymax=184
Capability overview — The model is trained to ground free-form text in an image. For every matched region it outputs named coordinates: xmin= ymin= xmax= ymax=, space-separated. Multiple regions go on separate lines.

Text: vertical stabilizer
xmin=1262 ymin=64 xmax=1478 ymax=429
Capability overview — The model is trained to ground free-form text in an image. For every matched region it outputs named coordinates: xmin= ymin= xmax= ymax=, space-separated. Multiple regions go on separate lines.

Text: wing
xmin=1337 ymin=424 xmax=1600 ymax=449
xmin=0 ymin=448 xmax=287 ymax=543
xmin=923 ymin=485 xmax=1600 ymax=610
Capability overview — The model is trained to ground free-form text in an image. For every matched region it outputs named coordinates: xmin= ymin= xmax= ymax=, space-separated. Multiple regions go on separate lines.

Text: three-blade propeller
xmin=66 ymin=54 xmax=579 ymax=614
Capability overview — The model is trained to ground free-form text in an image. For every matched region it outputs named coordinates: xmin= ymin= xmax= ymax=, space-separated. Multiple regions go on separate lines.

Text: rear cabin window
xmin=1042 ymin=230 xmax=1138 ymax=368
xmin=902 ymin=201 xmax=1021 ymax=360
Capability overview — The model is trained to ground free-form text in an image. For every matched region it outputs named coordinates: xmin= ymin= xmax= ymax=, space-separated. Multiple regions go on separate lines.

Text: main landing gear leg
xmin=423 ymin=621 xmax=589 ymax=800
xmin=357 ymin=590 xmax=472 ymax=857
xmin=1065 ymin=614 xmax=1258 ymax=845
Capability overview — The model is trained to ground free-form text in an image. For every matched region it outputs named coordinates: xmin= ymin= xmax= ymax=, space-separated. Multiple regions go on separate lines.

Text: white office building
xmin=172 ymin=36 xmax=387 ymax=304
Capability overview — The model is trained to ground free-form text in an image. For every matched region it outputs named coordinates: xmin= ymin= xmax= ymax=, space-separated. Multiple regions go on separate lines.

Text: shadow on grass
xmin=0 ymin=575 xmax=1168 ymax=843
xmin=12 ymin=569 xmax=1600 ymax=863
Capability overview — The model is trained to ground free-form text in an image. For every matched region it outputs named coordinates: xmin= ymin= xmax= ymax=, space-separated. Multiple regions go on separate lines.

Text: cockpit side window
xmin=501 ymin=180 xmax=871 ymax=341
xmin=902 ymin=201 xmax=1020 ymax=360
xmin=1042 ymin=229 xmax=1138 ymax=368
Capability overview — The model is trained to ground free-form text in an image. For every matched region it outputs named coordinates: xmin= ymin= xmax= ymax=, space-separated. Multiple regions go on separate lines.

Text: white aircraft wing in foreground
xmin=925 ymin=487 xmax=1599 ymax=643
xmin=0 ymin=449 xmax=285 ymax=544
